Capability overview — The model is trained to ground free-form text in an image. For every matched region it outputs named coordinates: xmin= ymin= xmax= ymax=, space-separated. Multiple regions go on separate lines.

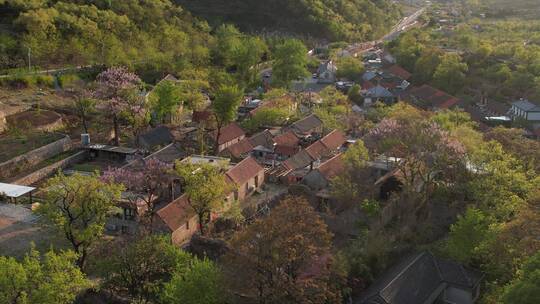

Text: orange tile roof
xmin=225 ymin=138 xmax=254 ymax=158
xmin=317 ymin=154 xmax=345 ymax=180
xmin=320 ymin=130 xmax=346 ymax=151
xmin=156 ymin=194 xmax=193 ymax=232
xmin=213 ymin=122 xmax=245 ymax=145
xmin=305 ymin=140 xmax=328 ymax=160
xmin=273 ymin=131 xmax=300 ymax=147
xmin=385 ymin=65 xmax=412 ymax=80
xmin=225 ymin=157 xmax=264 ymax=185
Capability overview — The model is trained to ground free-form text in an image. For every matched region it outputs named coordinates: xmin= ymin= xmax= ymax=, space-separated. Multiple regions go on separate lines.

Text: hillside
xmin=174 ymin=0 xmax=402 ymax=42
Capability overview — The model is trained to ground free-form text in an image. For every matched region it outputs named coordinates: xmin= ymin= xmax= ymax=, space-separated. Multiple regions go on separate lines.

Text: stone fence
xmin=0 ymin=135 xmax=72 ymax=180
xmin=10 ymin=150 xmax=88 ymax=186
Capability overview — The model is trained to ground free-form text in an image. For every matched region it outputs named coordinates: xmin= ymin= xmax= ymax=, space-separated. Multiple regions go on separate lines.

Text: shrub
xmin=36 ymin=75 xmax=55 ymax=88
xmin=58 ymin=73 xmax=81 ymax=88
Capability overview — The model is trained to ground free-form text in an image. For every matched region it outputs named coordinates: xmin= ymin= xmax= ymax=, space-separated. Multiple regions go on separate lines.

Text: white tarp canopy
xmin=0 ymin=182 xmax=35 ymax=198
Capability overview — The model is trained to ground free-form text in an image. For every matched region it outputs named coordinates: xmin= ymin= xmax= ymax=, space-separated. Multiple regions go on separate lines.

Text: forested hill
xmin=0 ymin=0 xmax=213 ymax=75
xmin=174 ymin=0 xmax=402 ymax=42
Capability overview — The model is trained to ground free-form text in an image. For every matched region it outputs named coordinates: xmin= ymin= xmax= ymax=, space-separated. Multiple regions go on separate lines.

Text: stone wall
xmin=0 ymin=135 xmax=72 ymax=180
xmin=10 ymin=150 xmax=87 ymax=186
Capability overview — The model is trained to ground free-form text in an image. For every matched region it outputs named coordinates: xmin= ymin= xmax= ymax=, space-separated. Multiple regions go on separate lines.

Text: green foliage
xmin=241 ymin=107 xmax=290 ymax=133
xmin=314 ymin=106 xmax=348 ymax=131
xmin=502 ymin=252 xmax=540 ymax=304
xmin=149 ymin=80 xmax=182 ymax=123
xmin=0 ymin=247 xmax=90 ymax=304
xmin=177 ymin=0 xmax=401 ymax=41
xmin=320 ymin=86 xmax=349 ymax=107
xmin=433 ymin=53 xmax=468 ymax=94
xmin=272 ymin=39 xmax=309 ymax=88
xmin=174 ymin=162 xmax=229 ymax=234
xmin=212 ymin=85 xmax=243 ymax=127
xmin=335 ymin=56 xmax=365 ymax=81
xmin=162 ymin=258 xmax=223 ymax=304
xmin=431 ymin=109 xmax=476 ymax=132
xmin=98 ymin=235 xmax=192 ymax=303
xmin=360 ymin=199 xmax=381 ymax=218
xmin=38 ymin=173 xmax=124 ymax=269
xmin=445 ymin=208 xmax=493 ymax=264
xmin=348 ymin=84 xmax=363 ymax=105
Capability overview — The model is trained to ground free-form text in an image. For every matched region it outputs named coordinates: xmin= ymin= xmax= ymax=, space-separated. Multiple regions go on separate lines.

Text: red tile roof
xmin=273 ymin=131 xmax=300 ymax=147
xmin=156 ymin=194 xmax=193 ymax=232
xmin=226 ymin=157 xmax=264 ymax=185
xmin=275 ymin=145 xmax=299 ymax=157
xmin=385 ymin=65 xmax=412 ymax=80
xmin=225 ymin=138 xmax=254 ymax=158
xmin=362 ymin=80 xmax=376 ymax=90
xmin=213 ymin=122 xmax=245 ymax=145
xmin=249 ymin=130 xmax=275 ymax=149
xmin=317 ymin=154 xmax=345 ymax=180
xmin=320 ymin=130 xmax=346 ymax=151
xmin=408 ymin=85 xmax=460 ymax=109
xmin=305 ymin=140 xmax=328 ymax=160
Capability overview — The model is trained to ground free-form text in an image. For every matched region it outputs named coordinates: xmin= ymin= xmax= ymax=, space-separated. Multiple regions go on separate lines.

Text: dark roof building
xmin=212 ymin=122 xmax=246 ymax=145
xmin=225 ymin=157 xmax=264 ymax=186
xmin=406 ymin=85 xmax=460 ymax=110
xmin=249 ymin=130 xmax=275 ymax=150
xmin=223 ymin=138 xmax=254 ymax=159
xmin=138 ymin=126 xmax=173 ymax=151
xmin=291 ymin=114 xmax=324 ymax=136
xmin=356 ymin=251 xmax=483 ymax=304
xmin=384 ymin=65 xmax=412 ymax=80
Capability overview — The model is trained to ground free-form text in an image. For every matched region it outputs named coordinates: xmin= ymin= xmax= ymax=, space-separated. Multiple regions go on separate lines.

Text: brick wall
xmin=0 ymin=135 xmax=72 ymax=180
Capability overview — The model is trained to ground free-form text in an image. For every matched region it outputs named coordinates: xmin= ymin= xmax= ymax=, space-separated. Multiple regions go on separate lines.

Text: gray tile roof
xmin=512 ymin=99 xmax=540 ymax=112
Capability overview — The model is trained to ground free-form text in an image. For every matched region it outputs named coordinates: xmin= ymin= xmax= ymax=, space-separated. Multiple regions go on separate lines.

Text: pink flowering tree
xmin=366 ymin=118 xmax=466 ymax=218
xmin=102 ymin=158 xmax=173 ymax=230
xmin=94 ymin=67 xmax=143 ymax=146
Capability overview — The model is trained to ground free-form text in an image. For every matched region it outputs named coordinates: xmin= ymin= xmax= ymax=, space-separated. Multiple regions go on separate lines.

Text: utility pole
xmin=27 ymin=47 xmax=31 ymax=71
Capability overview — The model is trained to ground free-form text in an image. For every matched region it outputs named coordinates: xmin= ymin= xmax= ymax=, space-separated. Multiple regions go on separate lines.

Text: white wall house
xmin=510 ymin=99 xmax=540 ymax=121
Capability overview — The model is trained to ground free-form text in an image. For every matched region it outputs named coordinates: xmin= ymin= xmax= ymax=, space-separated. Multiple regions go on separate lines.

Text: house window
xmin=121 ymin=226 xmax=129 ymax=234
xmin=186 ymin=221 xmax=190 ymax=230
xmin=255 ymin=175 xmax=259 ymax=188
xmin=124 ymin=208 xmax=135 ymax=220
xmin=234 ymin=191 xmax=239 ymax=201
xmin=245 ymin=183 xmax=249 ymax=193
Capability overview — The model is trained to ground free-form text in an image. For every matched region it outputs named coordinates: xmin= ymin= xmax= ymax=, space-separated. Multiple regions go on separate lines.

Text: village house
xmin=225 ymin=157 xmax=265 ymax=202
xmin=273 ymin=130 xmax=301 ymax=160
xmin=317 ymin=60 xmax=337 ymax=84
xmin=221 ymin=138 xmax=254 ymax=161
xmin=290 ymin=114 xmax=324 ymax=139
xmin=302 ymin=153 xmax=345 ymax=191
xmin=154 ymin=194 xmax=199 ymax=246
xmin=406 ymin=84 xmax=460 ymax=111
xmin=86 ymin=144 xmax=139 ymax=164
xmin=510 ymin=99 xmax=540 ymax=121
xmin=249 ymin=129 xmax=276 ymax=160
xmin=212 ymin=122 xmax=246 ymax=153
xmin=106 ymin=191 xmax=155 ymax=236
xmin=137 ymin=126 xmax=174 ymax=152
xmin=356 ymin=251 xmax=483 ymax=304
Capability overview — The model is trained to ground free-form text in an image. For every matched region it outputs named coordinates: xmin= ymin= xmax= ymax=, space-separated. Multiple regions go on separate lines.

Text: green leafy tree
xmin=212 ymin=85 xmax=243 ymax=153
xmin=162 ymin=258 xmax=223 ymax=304
xmin=272 ymin=39 xmax=309 ymax=88
xmin=336 ymin=56 xmax=365 ymax=81
xmin=175 ymin=162 xmax=229 ymax=235
xmin=413 ymin=48 xmax=442 ymax=83
xmin=234 ymin=36 xmax=268 ymax=87
xmin=331 ymin=140 xmax=371 ymax=206
xmin=213 ymin=24 xmax=243 ymax=68
xmin=433 ymin=53 xmax=468 ymax=94
xmin=502 ymin=248 xmax=540 ymax=304
xmin=97 ymin=235 xmax=192 ymax=303
xmin=0 ymin=248 xmax=90 ymax=304
xmin=150 ymin=80 xmax=182 ymax=123
xmin=38 ymin=173 xmax=123 ymax=269
xmin=241 ymin=107 xmax=290 ymax=133
xmin=445 ymin=208 xmax=493 ymax=264
xmin=348 ymin=84 xmax=363 ymax=105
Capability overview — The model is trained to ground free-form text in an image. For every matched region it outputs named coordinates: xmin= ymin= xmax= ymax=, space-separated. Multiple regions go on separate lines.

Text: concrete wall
xmin=0 ymin=135 xmax=72 ymax=180
xmin=10 ymin=150 xmax=87 ymax=186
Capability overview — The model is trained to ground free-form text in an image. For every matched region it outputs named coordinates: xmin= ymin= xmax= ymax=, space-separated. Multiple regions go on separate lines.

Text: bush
xmin=58 ymin=73 xmax=81 ymax=88
xmin=36 ymin=75 xmax=55 ymax=88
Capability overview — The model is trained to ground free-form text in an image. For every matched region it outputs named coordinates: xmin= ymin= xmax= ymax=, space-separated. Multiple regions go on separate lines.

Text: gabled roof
xmin=366 ymin=85 xmax=394 ymax=98
xmin=156 ymin=194 xmax=193 ymax=232
xmin=384 ymin=65 xmax=412 ymax=80
xmin=291 ymin=114 xmax=323 ymax=134
xmin=138 ymin=126 xmax=173 ymax=149
xmin=213 ymin=123 xmax=245 ymax=145
xmin=274 ymin=131 xmax=300 ymax=147
xmin=225 ymin=157 xmax=264 ymax=185
xmin=356 ymin=251 xmax=483 ymax=304
xmin=512 ymin=99 xmax=540 ymax=112
xmin=249 ymin=130 xmax=275 ymax=149
xmin=317 ymin=154 xmax=345 ymax=180
xmin=320 ymin=129 xmax=346 ymax=151
xmin=225 ymin=138 xmax=254 ymax=158
xmin=305 ymin=140 xmax=328 ymax=160
xmin=146 ymin=143 xmax=184 ymax=163
xmin=275 ymin=145 xmax=299 ymax=157
xmin=408 ymin=85 xmax=460 ymax=109
xmin=283 ymin=150 xmax=313 ymax=171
